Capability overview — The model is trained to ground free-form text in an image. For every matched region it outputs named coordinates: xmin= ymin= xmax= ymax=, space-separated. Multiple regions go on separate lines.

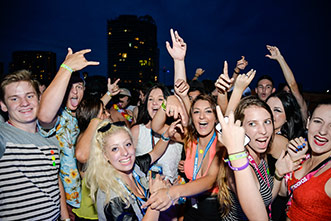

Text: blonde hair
xmin=85 ymin=120 xmax=133 ymax=205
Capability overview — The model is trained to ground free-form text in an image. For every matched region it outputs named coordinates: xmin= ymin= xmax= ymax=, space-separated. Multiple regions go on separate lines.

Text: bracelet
xmin=106 ymin=91 xmax=112 ymax=97
xmin=161 ymin=101 xmax=167 ymax=111
xmin=161 ymin=131 xmax=170 ymax=142
xmin=224 ymin=151 xmax=248 ymax=162
xmin=228 ymin=149 xmax=246 ymax=156
xmin=166 ymin=188 xmax=175 ymax=205
xmin=61 ymin=219 xmax=70 ymax=221
xmin=60 ymin=63 xmax=74 ymax=73
xmin=234 ymin=68 xmax=240 ymax=74
xmin=227 ymin=158 xmax=249 ymax=171
xmin=274 ymin=169 xmax=284 ymax=181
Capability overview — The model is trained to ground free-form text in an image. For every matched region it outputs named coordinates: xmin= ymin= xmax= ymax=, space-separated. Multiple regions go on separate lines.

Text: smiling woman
xmin=84 ymin=120 xmax=177 ymax=220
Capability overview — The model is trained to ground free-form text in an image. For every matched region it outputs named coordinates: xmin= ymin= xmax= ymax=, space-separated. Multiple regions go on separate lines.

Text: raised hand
xmin=166 ymin=29 xmax=187 ymax=61
xmin=236 ymin=56 xmax=248 ymax=70
xmin=287 ymin=137 xmax=309 ymax=161
xmin=63 ymin=48 xmax=99 ymax=71
xmin=216 ymin=107 xmax=245 ymax=153
xmin=107 ymin=78 xmax=121 ymax=96
xmin=275 ymin=150 xmax=305 ymax=176
xmin=174 ymin=79 xmax=189 ymax=98
xmin=265 ymin=45 xmax=282 ymax=60
xmin=233 ymin=69 xmax=256 ymax=91
xmin=215 ymin=61 xmax=234 ymax=94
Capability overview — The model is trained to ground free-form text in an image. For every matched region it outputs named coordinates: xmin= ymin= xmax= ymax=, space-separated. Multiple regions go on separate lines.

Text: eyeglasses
xmin=97 ymin=121 xmax=126 ymax=133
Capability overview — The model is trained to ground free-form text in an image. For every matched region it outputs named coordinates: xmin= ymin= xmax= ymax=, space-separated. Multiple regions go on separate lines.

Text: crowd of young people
xmin=0 ymin=29 xmax=330 ymax=221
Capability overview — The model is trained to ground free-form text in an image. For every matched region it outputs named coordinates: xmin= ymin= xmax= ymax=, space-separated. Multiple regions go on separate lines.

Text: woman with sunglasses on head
xmin=85 ymin=120 xmax=179 ymax=220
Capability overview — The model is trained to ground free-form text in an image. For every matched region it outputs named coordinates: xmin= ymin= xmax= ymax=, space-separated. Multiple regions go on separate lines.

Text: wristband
xmin=224 ymin=151 xmax=248 ymax=162
xmin=234 ymin=68 xmax=240 ymax=74
xmin=161 ymin=131 xmax=170 ymax=142
xmin=166 ymin=188 xmax=175 ymax=205
xmin=161 ymin=101 xmax=167 ymax=111
xmin=106 ymin=91 xmax=112 ymax=97
xmin=227 ymin=158 xmax=249 ymax=171
xmin=60 ymin=63 xmax=74 ymax=73
xmin=274 ymin=169 xmax=284 ymax=181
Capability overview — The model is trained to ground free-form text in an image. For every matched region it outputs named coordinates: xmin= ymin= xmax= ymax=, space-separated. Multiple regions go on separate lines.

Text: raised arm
xmin=225 ymin=69 xmax=255 ymax=116
xmin=192 ymin=68 xmax=205 ymax=81
xmin=216 ymin=107 xmax=268 ymax=220
xmin=232 ymin=56 xmax=248 ymax=81
xmin=166 ymin=29 xmax=187 ymax=83
xmin=38 ymin=48 xmax=99 ymax=127
xmin=174 ymin=79 xmax=191 ymax=114
xmin=75 ymin=118 xmax=101 ymax=163
xmin=100 ymin=78 xmax=120 ymax=106
xmin=266 ymin=45 xmax=308 ymax=122
xmin=214 ymin=61 xmax=234 ymax=114
xmin=151 ymin=95 xmax=186 ymax=143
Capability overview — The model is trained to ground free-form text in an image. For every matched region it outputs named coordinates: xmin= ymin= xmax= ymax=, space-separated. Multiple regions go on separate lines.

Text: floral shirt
xmin=56 ymin=108 xmax=81 ymax=208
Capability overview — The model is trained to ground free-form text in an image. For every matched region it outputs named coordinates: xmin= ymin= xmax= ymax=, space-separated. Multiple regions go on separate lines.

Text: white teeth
xmin=315 ymin=136 xmax=327 ymax=142
xmin=120 ymin=158 xmax=130 ymax=163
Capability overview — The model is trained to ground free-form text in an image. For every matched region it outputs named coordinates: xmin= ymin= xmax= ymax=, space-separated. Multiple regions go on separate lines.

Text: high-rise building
xmin=9 ymin=51 xmax=56 ymax=84
xmin=107 ymin=15 xmax=159 ymax=86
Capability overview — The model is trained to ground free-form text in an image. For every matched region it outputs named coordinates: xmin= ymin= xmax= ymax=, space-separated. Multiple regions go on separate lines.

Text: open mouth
xmin=119 ymin=157 xmax=132 ymax=165
xmin=255 ymin=137 xmax=269 ymax=149
xmin=70 ymin=97 xmax=79 ymax=107
xmin=199 ymin=122 xmax=208 ymax=129
xmin=314 ymin=135 xmax=328 ymax=146
xmin=19 ymin=108 xmax=33 ymax=114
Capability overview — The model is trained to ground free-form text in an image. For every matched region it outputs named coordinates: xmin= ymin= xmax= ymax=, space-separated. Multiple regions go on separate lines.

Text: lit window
xmin=118 ymin=53 xmax=122 ymax=55
xmin=140 ymin=41 xmax=144 ymax=44
xmin=124 ymin=29 xmax=127 ymax=32
xmin=139 ymin=80 xmax=142 ymax=83
xmin=122 ymin=53 xmax=127 ymax=58
xmin=114 ymin=69 xmax=117 ymax=72
xmin=148 ymin=58 xmax=151 ymax=60
xmin=108 ymin=32 xmax=112 ymax=35
xmin=134 ymin=37 xmax=139 ymax=41
xmin=123 ymin=59 xmax=125 ymax=61
xmin=119 ymin=59 xmax=122 ymax=61
xmin=40 ymin=55 xmax=42 ymax=58
xmin=23 ymin=61 xmax=26 ymax=63
xmin=129 ymin=43 xmax=132 ymax=47
xmin=134 ymin=46 xmax=138 ymax=49
xmin=113 ymin=64 xmax=117 ymax=67
xmin=154 ymin=76 xmax=157 ymax=81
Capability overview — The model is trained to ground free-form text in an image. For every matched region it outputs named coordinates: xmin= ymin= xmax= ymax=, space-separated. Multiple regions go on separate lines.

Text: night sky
xmin=1 ymin=0 xmax=330 ymax=92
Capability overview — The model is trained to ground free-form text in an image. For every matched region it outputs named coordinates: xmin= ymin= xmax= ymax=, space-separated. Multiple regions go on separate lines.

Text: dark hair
xmin=135 ymin=83 xmax=170 ymax=125
xmin=185 ymin=94 xmax=217 ymax=147
xmin=267 ymin=91 xmax=305 ymax=139
xmin=62 ymin=71 xmax=85 ymax=108
xmin=256 ymin=75 xmax=274 ymax=88
xmin=76 ymin=96 xmax=103 ymax=132
xmin=188 ymin=80 xmax=207 ymax=95
xmin=310 ymin=99 xmax=331 ymax=117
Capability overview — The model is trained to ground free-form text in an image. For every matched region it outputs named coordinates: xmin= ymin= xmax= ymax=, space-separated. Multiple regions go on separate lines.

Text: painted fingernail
xmin=302 ymin=143 xmax=306 ymax=146
xmin=304 ymin=138 xmax=307 ymax=141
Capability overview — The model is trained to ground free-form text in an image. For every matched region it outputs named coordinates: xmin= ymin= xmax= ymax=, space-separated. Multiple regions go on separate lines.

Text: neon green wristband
xmin=61 ymin=63 xmax=74 ymax=73
xmin=161 ymin=101 xmax=166 ymax=111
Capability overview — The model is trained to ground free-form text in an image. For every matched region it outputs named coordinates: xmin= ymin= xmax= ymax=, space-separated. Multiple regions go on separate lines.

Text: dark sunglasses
xmin=97 ymin=121 xmax=126 ymax=133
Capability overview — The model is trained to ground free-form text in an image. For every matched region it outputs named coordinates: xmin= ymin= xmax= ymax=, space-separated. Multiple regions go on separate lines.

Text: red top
xmin=287 ymin=166 xmax=331 ymax=221
xmin=184 ymin=138 xmax=218 ymax=194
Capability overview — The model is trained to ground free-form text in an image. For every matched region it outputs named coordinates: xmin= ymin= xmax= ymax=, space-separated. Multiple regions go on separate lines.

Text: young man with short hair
xmin=0 ymin=70 xmax=69 ymax=220
xmin=255 ymin=75 xmax=276 ymax=101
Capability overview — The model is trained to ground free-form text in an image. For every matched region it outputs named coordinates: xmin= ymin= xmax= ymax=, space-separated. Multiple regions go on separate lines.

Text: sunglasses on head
xmin=97 ymin=121 xmax=126 ymax=133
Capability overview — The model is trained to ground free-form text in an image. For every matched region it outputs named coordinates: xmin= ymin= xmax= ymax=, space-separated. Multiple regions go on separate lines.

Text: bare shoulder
xmin=269 ymin=134 xmax=288 ymax=158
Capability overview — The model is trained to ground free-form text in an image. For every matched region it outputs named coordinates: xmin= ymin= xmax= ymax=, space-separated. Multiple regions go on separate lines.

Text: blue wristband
xmin=161 ymin=131 xmax=170 ymax=142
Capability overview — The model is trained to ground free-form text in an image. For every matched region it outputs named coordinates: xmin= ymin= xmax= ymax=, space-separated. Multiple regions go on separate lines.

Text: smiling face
xmin=66 ymin=82 xmax=85 ymax=111
xmin=147 ymin=88 xmax=164 ymax=119
xmin=192 ymin=99 xmax=216 ymax=137
xmin=307 ymin=104 xmax=331 ymax=155
xmin=267 ymin=96 xmax=286 ymax=133
xmin=103 ymin=130 xmax=136 ymax=175
xmin=0 ymin=81 xmax=39 ymax=131
xmin=243 ymin=106 xmax=274 ymax=154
